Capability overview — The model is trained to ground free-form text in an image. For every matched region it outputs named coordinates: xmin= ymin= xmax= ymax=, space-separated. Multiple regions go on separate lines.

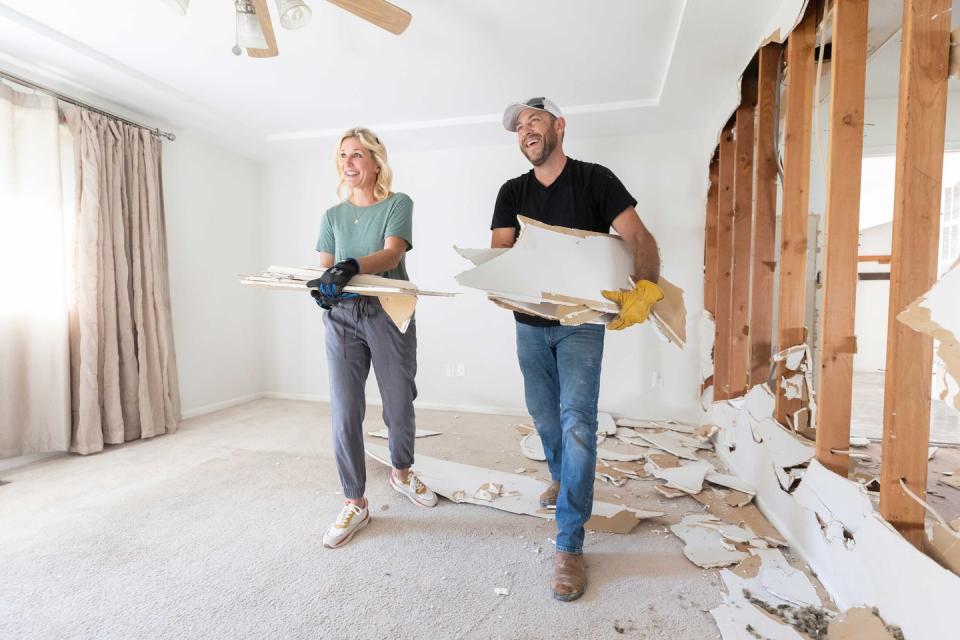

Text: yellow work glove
xmin=601 ymin=280 xmax=664 ymax=330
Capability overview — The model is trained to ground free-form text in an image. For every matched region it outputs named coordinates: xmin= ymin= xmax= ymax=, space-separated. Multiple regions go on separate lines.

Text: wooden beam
xmin=705 ymin=151 xmax=720 ymax=316
xmin=858 ymin=254 xmax=891 ymax=264
xmin=729 ymin=60 xmax=759 ymax=398
xmin=749 ymin=42 xmax=783 ymax=387
xmin=815 ymin=0 xmax=869 ymax=477
xmin=774 ymin=2 xmax=817 ymax=426
xmin=880 ymin=0 xmax=951 ymax=548
xmin=714 ymin=120 xmax=736 ymax=401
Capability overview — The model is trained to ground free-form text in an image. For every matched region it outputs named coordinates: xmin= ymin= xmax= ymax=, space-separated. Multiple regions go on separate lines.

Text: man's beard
xmin=521 ymin=129 xmax=557 ymax=166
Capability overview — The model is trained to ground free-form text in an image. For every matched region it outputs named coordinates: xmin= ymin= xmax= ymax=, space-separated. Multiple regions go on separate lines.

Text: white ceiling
xmin=0 ymin=0 xmax=804 ymax=158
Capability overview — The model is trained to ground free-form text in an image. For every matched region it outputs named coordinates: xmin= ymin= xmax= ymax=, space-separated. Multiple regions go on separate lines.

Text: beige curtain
xmin=62 ymin=105 xmax=181 ymax=455
xmin=0 ymin=83 xmax=72 ymax=458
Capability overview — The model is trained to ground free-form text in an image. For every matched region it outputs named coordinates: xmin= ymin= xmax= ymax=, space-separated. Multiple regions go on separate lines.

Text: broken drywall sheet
xmin=671 ymin=514 xmax=749 ymax=569
xmin=635 ymin=431 xmax=702 ymax=461
xmin=926 ymin=517 xmax=960 ymax=576
xmin=454 ymin=217 xmax=687 ymax=346
xmin=826 ymin=607 xmax=900 ymax=640
xmin=700 ymin=311 xmax=716 ymax=381
xmin=754 ymin=418 xmax=815 ymax=470
xmin=706 ymin=473 xmax=756 ymax=496
xmin=365 ymin=444 xmax=663 ymax=529
xmin=368 ymin=429 xmax=441 ymax=439
xmin=897 ymin=259 xmax=960 ymax=412
xmin=711 ymin=383 xmax=960 ymax=640
xmin=596 ymin=447 xmax=645 ymax=463
xmin=653 ymin=460 xmax=714 ymax=494
xmin=241 ymin=265 xmax=455 ymax=333
xmin=520 ymin=431 xmax=546 ymax=461
xmin=597 ymin=412 xmax=617 ymax=436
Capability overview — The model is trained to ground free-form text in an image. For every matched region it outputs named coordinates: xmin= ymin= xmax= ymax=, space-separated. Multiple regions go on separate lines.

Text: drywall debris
xmin=754 ymin=418 xmax=815 ymax=469
xmin=647 ymin=452 xmax=681 ymax=469
xmin=584 ymin=509 xmax=646 ymax=534
xmin=926 ymin=517 xmax=960 ymax=576
xmin=701 ymin=311 xmax=716 ymax=381
xmin=365 ymin=444 xmax=663 ymax=529
xmin=897 ymin=259 xmax=960 ymax=412
xmin=474 ymin=482 xmax=503 ymax=502
xmin=706 ymin=474 xmax=756 ymax=496
xmin=494 ymin=587 xmax=510 ymax=596
xmin=655 ymin=485 xmax=688 ymax=499
xmin=520 ymin=431 xmax=546 ymax=461
xmin=368 ymin=429 xmax=441 ymax=439
xmin=241 ymin=265 xmax=454 ymax=333
xmin=514 ymin=467 xmax=527 ymax=474
xmin=929 ymin=446 xmax=938 ymax=461
xmin=596 ymin=447 xmax=646 ymax=462
xmin=653 ymin=460 xmax=714 ymax=495
xmin=515 ymin=423 xmax=535 ymax=434
xmin=849 ymin=437 xmax=870 ymax=448
xmin=597 ymin=412 xmax=617 ymax=435
xmin=454 ymin=217 xmax=687 ymax=345
xmin=726 ymin=490 xmax=755 ymax=508
xmin=636 ymin=431 xmax=702 ymax=461
xmin=671 ymin=514 xmax=749 ymax=568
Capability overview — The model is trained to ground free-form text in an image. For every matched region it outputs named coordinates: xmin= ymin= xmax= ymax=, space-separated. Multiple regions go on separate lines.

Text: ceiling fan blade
xmin=326 ymin=0 xmax=411 ymax=35
xmin=248 ymin=0 xmax=279 ymax=58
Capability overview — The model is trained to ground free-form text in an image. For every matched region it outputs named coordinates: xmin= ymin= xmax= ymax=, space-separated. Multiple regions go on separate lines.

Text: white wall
xmin=853 ymin=222 xmax=892 ymax=373
xmin=163 ymin=132 xmax=267 ymax=416
xmin=263 ymin=128 xmax=712 ymax=421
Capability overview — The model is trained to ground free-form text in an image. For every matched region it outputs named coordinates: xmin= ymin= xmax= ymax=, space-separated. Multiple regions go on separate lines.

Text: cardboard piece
xmin=368 ymin=429 xmax=440 ymax=439
xmin=365 ymin=444 xmax=663 ymax=529
xmin=454 ymin=217 xmax=686 ymax=345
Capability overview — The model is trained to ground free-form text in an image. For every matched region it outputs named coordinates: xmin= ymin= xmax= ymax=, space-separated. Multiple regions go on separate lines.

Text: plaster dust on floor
xmin=1 ymin=398 xmax=743 ymax=640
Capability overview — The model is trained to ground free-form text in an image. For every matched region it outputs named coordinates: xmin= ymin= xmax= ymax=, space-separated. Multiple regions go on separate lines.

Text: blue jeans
xmin=516 ymin=322 xmax=604 ymax=554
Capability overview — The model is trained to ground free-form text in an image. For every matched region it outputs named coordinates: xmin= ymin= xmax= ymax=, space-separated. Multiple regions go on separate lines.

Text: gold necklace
xmin=350 ymin=201 xmax=360 ymax=224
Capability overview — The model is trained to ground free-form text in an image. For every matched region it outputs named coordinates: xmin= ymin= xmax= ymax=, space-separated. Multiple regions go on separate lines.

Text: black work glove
xmin=307 ymin=258 xmax=360 ymax=309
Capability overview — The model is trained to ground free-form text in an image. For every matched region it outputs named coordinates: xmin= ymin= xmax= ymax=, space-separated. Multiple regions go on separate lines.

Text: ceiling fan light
xmin=236 ymin=0 xmax=268 ymax=49
xmin=275 ymin=0 xmax=312 ymax=30
xmin=161 ymin=0 xmax=189 ymax=15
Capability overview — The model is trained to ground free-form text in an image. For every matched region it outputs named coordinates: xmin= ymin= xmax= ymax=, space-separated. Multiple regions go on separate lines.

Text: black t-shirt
xmin=491 ymin=157 xmax=637 ymax=326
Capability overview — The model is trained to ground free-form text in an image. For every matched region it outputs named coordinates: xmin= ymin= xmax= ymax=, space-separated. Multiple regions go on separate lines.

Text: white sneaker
xmin=322 ymin=502 xmax=370 ymax=549
xmin=389 ymin=470 xmax=438 ymax=508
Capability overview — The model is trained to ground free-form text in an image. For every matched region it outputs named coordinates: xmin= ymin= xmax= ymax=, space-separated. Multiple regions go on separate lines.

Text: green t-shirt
xmin=315 ymin=192 xmax=413 ymax=281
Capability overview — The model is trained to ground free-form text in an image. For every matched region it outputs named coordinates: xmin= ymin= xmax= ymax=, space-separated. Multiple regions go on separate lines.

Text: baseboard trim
xmin=262 ymin=391 xmax=528 ymax=418
xmin=180 ymin=393 xmax=265 ymax=419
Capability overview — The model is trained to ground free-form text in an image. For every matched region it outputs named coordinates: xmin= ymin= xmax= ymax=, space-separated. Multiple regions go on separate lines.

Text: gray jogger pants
xmin=324 ymin=297 xmax=417 ymax=499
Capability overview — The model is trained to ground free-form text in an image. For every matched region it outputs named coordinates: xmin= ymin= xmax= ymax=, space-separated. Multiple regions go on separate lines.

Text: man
xmin=491 ymin=97 xmax=662 ymax=601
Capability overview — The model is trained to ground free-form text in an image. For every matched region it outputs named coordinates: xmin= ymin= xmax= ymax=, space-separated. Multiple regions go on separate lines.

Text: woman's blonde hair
xmin=334 ymin=127 xmax=393 ymax=202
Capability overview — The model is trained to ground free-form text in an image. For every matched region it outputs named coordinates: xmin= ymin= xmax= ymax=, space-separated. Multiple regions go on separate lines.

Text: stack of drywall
xmin=453 ymin=216 xmax=686 ymax=346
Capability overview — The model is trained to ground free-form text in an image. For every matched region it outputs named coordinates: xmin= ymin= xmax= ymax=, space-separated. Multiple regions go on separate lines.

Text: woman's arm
xmin=354 ymin=236 xmax=408 ymax=275
xmin=317 ymin=252 xmax=335 ymax=268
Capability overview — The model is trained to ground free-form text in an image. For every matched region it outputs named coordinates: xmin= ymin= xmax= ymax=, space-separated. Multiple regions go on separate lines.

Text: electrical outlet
xmin=456 ymin=363 xmax=466 ymax=377
xmin=651 ymin=371 xmax=663 ymax=388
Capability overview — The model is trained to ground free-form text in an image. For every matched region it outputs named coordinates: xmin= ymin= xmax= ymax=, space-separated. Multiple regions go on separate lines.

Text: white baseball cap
xmin=502 ymin=97 xmax=564 ymax=132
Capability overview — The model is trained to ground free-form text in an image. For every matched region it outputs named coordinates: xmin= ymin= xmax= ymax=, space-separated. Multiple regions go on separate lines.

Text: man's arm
xmin=611 ymin=207 xmax=660 ymax=283
xmin=491 ymin=227 xmax=517 ymax=249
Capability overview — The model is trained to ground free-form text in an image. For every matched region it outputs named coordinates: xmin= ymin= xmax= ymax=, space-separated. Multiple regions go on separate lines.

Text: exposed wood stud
xmin=774 ymin=2 xmax=817 ymax=425
xmin=815 ymin=0 xmax=869 ymax=477
xmin=714 ymin=119 xmax=737 ymax=401
xmin=880 ymin=0 xmax=951 ymax=548
xmin=729 ymin=58 xmax=759 ymax=398
xmin=750 ymin=42 xmax=783 ymax=386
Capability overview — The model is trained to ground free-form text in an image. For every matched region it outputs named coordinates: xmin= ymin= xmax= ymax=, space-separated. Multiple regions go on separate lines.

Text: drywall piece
xmin=597 ymin=412 xmax=616 ymax=436
xmin=520 ymin=431 xmax=546 ymax=461
xmin=365 ymin=444 xmax=663 ymax=528
xmin=583 ymin=509 xmax=647 ymax=534
xmin=929 ymin=446 xmax=938 ymax=460
xmin=754 ymin=418 xmax=815 ymax=469
xmin=849 ymin=437 xmax=870 ymax=448
xmin=781 ymin=374 xmax=805 ymax=400
xmin=726 ymin=490 xmax=755 ymax=508
xmin=368 ymin=429 xmax=440 ymax=439
xmin=711 ymin=602 xmax=806 ymax=640
xmin=706 ymin=473 xmax=756 ymax=496
xmin=596 ymin=447 xmax=646 ymax=463
xmin=490 ymin=295 xmax=613 ymax=326
xmin=635 ymin=431 xmax=701 ymax=461
xmin=761 ymin=0 xmax=809 ymax=44
xmin=941 ymin=475 xmax=960 ymax=490
xmin=615 ymin=417 xmax=661 ymax=430
xmin=752 ymin=548 xmax=822 ymax=608
xmin=897 ymin=260 xmax=960 ymax=411
xmin=454 ymin=217 xmax=686 ymax=346
xmin=609 ymin=460 xmax=649 ymax=479
xmin=493 ymin=587 xmax=510 ymax=596
xmin=926 ymin=517 xmax=960 ymax=575
xmin=654 ymin=485 xmax=688 ymax=499
xmin=653 ymin=460 xmax=714 ymax=494
xmin=647 ymin=452 xmax=681 ymax=469
xmin=671 ymin=514 xmax=749 ymax=568
xmin=793 ymin=461 xmax=873 ymax=536
xmin=712 ymin=385 xmax=960 ymax=640
xmin=826 ymin=607 xmax=899 ymax=640
xmin=241 ymin=264 xmax=454 ymax=333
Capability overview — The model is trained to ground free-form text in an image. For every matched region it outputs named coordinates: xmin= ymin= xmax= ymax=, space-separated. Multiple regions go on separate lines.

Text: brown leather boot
xmin=539 ymin=481 xmax=560 ymax=508
xmin=552 ymin=551 xmax=586 ymax=601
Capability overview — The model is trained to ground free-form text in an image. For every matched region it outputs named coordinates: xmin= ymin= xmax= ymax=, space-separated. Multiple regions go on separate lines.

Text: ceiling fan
xmin=162 ymin=0 xmax=411 ymax=58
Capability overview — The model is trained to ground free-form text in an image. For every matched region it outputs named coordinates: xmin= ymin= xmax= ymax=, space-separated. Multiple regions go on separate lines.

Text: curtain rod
xmin=0 ymin=69 xmax=176 ymax=142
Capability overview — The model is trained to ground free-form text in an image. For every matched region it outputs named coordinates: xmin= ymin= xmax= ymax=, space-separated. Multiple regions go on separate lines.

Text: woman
xmin=313 ymin=127 xmax=437 ymax=550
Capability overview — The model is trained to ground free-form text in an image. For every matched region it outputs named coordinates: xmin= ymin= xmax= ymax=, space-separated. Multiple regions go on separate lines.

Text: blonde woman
xmin=311 ymin=127 xmax=437 ymax=549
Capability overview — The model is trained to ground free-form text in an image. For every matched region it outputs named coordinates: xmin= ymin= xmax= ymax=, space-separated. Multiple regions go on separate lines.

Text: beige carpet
xmin=0 ymin=399 xmax=723 ymax=639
